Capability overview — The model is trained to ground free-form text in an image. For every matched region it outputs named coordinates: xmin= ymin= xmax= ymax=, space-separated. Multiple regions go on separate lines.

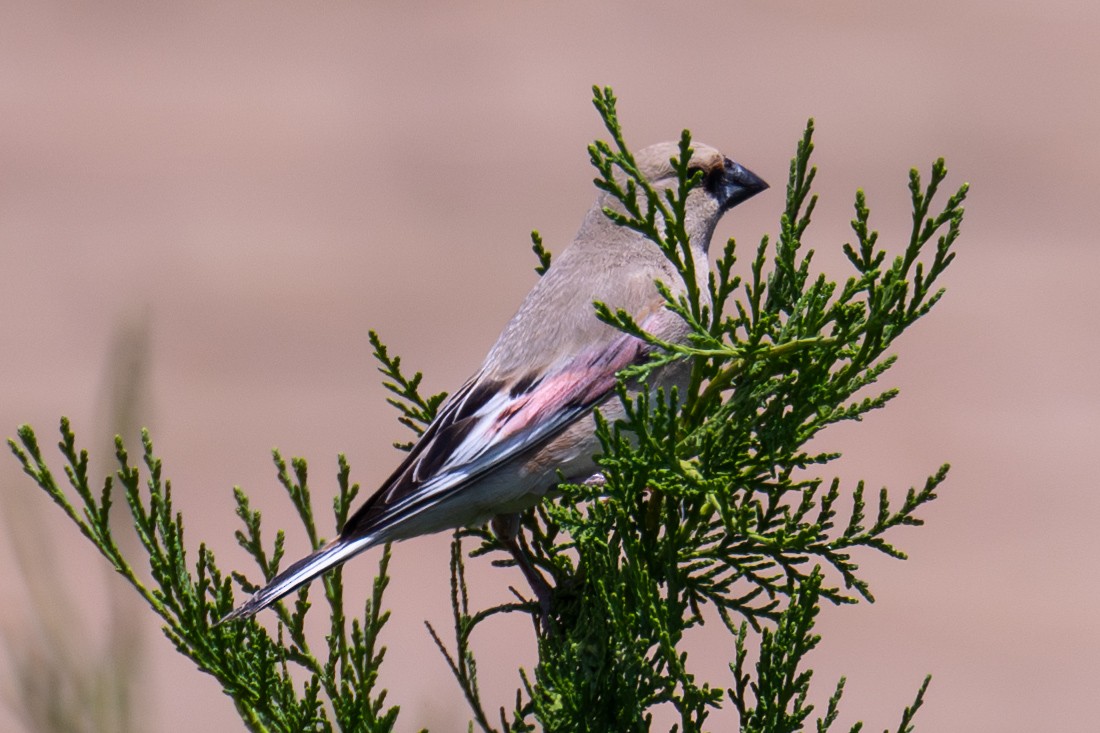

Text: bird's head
xmin=632 ymin=140 xmax=769 ymax=214
xmin=596 ymin=141 xmax=768 ymax=255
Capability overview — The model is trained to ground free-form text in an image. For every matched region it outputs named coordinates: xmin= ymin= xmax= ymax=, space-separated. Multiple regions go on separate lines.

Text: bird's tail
xmin=218 ymin=535 xmax=375 ymax=624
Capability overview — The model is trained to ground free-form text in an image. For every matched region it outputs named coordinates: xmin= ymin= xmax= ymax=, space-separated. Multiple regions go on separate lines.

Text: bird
xmin=220 ymin=141 xmax=767 ymax=623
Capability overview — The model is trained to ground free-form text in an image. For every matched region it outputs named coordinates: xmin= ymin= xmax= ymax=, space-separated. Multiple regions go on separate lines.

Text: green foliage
xmin=368 ymin=329 xmax=450 ymax=450
xmin=432 ymin=86 xmax=965 ymax=732
xmin=529 ymin=231 xmax=553 ymax=276
xmin=1 ymin=318 xmax=149 ymax=733
xmin=7 ymin=84 xmax=965 ymax=732
xmin=8 ymin=420 xmax=404 ymax=732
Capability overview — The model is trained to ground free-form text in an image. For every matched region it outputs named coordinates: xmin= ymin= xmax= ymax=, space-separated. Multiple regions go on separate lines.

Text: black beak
xmin=707 ymin=158 xmax=769 ymax=211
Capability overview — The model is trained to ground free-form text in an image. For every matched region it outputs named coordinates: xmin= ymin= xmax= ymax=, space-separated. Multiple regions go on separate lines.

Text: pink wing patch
xmin=341 ymin=321 xmax=657 ymax=536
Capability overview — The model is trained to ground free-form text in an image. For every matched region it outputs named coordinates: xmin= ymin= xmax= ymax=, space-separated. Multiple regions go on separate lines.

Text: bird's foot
xmin=492 ymin=513 xmax=554 ymax=632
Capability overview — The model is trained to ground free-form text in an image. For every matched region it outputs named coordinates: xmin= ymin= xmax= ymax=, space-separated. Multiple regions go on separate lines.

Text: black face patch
xmin=703 ymin=167 xmax=724 ymax=197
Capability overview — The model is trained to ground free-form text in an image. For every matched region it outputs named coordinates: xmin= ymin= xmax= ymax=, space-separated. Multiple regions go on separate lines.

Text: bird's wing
xmin=218 ymin=325 xmax=654 ymax=624
xmin=341 ymin=325 xmax=653 ymax=537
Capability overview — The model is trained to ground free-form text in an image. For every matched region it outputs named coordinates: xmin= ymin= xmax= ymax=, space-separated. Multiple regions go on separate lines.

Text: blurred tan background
xmin=2 ymin=1 xmax=1097 ymax=731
